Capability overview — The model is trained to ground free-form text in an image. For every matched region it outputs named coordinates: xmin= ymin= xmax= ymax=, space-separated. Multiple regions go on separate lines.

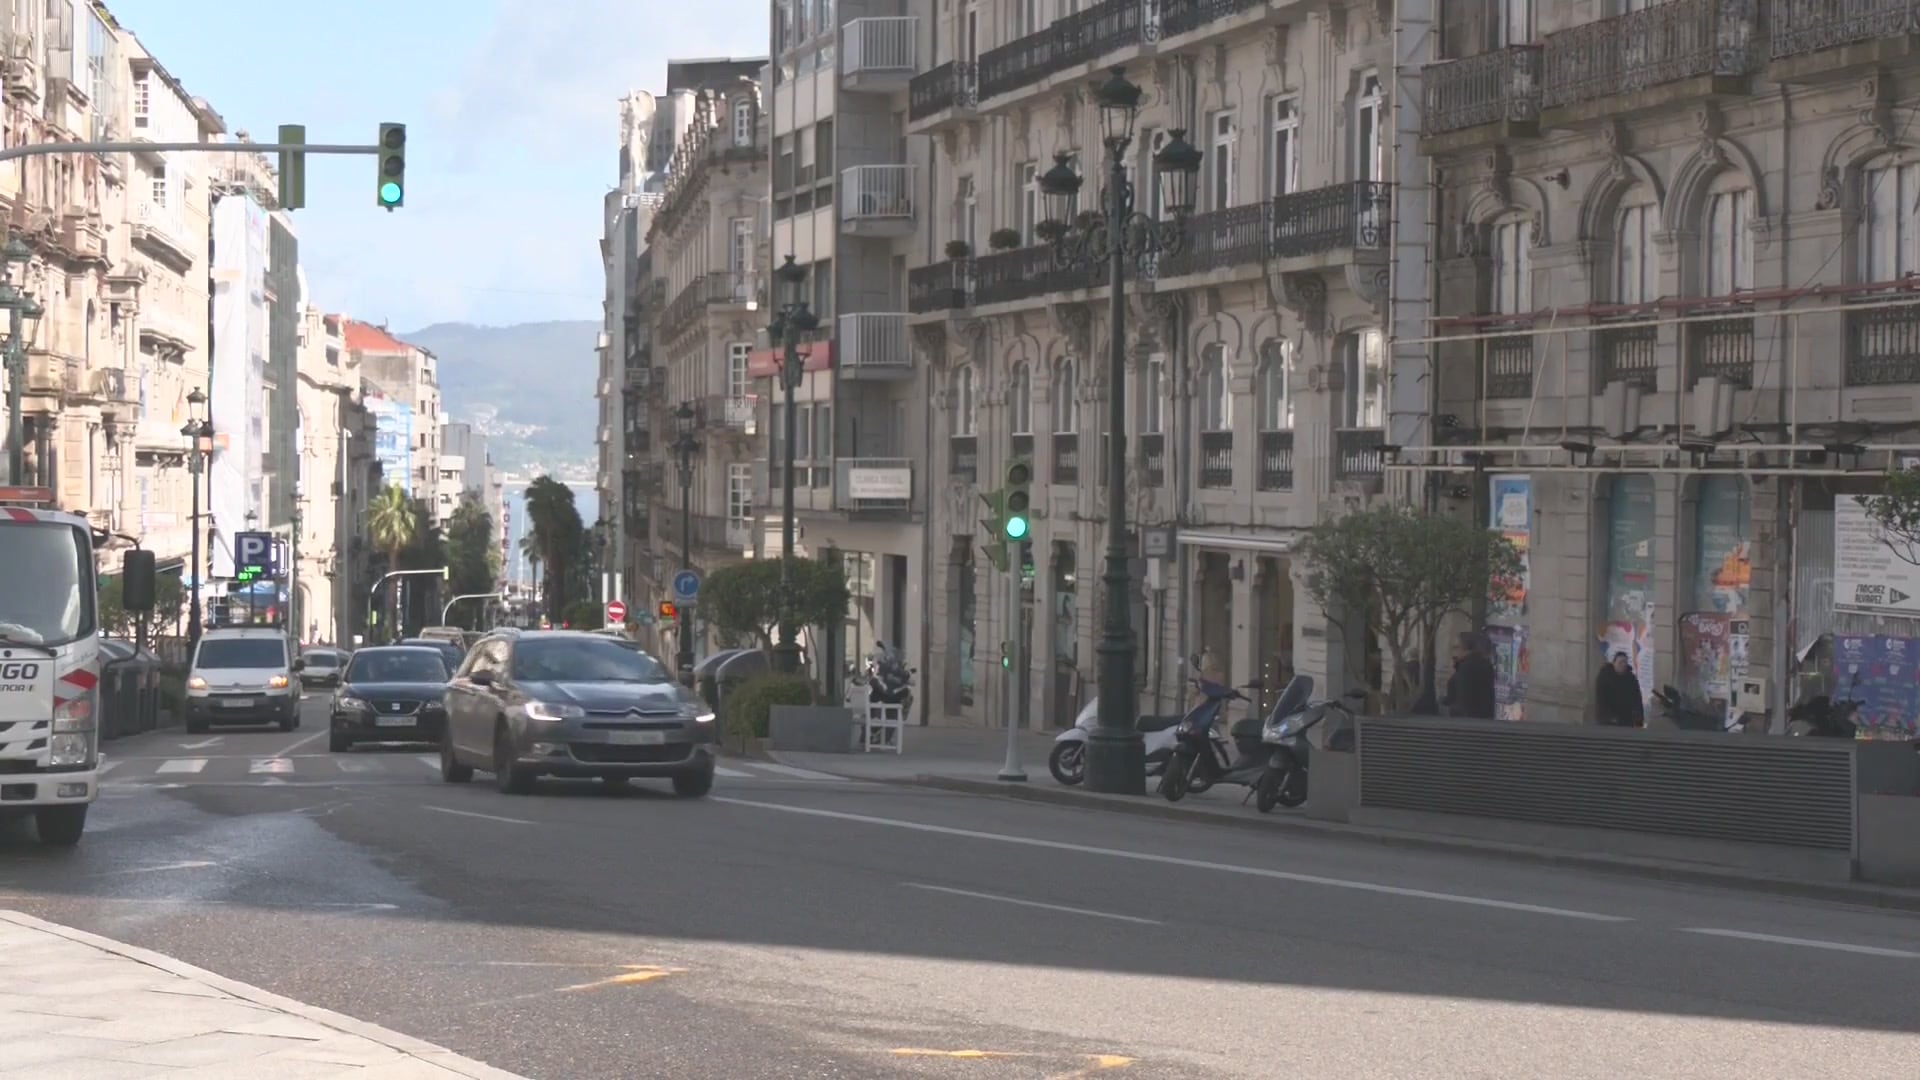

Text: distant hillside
xmin=397 ymin=320 xmax=600 ymax=473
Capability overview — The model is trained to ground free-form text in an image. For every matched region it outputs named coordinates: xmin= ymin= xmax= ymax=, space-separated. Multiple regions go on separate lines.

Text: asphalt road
xmin=2 ymin=696 xmax=1916 ymax=1079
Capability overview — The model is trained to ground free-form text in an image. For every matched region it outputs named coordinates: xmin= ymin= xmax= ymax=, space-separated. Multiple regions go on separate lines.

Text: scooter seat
xmin=1134 ymin=714 xmax=1181 ymax=733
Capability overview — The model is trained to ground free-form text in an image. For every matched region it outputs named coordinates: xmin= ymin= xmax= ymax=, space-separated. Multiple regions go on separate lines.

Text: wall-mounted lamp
xmin=1542 ymin=168 xmax=1571 ymax=189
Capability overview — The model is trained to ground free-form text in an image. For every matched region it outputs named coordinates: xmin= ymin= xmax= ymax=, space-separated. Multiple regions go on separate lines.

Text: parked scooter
xmin=1049 ymin=697 xmax=1218 ymax=786
xmin=1253 ymin=686 xmax=1365 ymax=813
xmin=1651 ymin=684 xmax=1734 ymax=732
xmin=1787 ymin=693 xmax=1863 ymax=738
xmin=1161 ymin=672 xmax=1309 ymax=803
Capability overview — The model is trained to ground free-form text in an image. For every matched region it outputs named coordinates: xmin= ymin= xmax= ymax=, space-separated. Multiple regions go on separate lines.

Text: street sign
xmin=672 ymin=570 xmax=700 ymax=602
xmin=605 ymin=600 xmax=628 ymax=624
xmin=234 ymin=531 xmax=276 ymax=580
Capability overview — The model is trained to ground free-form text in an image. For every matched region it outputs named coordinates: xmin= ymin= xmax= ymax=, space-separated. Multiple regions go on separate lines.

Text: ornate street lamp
xmin=182 ymin=387 xmax=213 ymax=649
xmin=2 ymin=236 xmax=44 ymax=486
xmin=766 ymin=254 xmax=817 ymax=675
xmin=1037 ymin=66 xmax=1201 ymax=795
xmin=671 ymin=400 xmax=699 ymax=683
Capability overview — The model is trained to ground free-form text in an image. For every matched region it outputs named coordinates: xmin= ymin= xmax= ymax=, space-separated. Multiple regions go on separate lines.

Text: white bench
xmin=857 ymin=701 xmax=905 ymax=753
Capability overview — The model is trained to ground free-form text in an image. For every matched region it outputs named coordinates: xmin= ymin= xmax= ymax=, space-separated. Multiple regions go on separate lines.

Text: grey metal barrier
xmin=99 ymin=642 xmax=165 ymax=740
xmin=1356 ymin=715 xmax=1857 ymax=852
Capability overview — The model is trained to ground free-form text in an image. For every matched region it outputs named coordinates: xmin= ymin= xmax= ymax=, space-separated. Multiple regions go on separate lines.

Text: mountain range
xmin=396 ymin=320 xmax=600 ymax=477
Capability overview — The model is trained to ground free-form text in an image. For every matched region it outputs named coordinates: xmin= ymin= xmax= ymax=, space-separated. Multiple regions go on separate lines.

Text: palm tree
xmin=366 ymin=485 xmax=417 ymax=641
xmin=524 ymin=476 xmax=580 ymax=620
xmin=518 ymin=533 xmax=542 ymax=615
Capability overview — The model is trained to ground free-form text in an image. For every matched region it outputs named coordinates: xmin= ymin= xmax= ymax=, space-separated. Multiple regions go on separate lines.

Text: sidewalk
xmin=0 ymin=911 xmax=526 ymax=1079
xmin=769 ymin=726 xmax=1920 ymax=914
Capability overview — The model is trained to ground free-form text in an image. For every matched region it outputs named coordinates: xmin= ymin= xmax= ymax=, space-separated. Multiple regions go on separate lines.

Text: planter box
xmin=768 ymin=705 xmax=856 ymax=753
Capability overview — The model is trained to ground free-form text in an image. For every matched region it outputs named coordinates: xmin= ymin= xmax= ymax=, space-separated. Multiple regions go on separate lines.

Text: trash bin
xmin=99 ymin=640 xmax=163 ymax=740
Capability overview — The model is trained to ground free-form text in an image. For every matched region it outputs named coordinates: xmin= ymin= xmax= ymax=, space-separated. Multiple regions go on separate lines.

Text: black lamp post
xmin=671 ymin=401 xmax=698 ymax=683
xmin=181 ymin=388 xmax=213 ymax=651
xmin=1039 ymin=66 xmax=1201 ymax=795
xmin=766 ymin=254 xmax=817 ymax=675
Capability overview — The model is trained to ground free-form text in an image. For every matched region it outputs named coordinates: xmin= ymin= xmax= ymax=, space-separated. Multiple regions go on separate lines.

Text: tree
xmin=365 ymin=485 xmax=417 ymax=640
xmin=444 ymin=498 xmax=499 ymax=629
xmin=1295 ymin=504 xmax=1523 ymax=711
xmin=524 ymin=475 xmax=584 ymax=621
xmin=97 ymin=574 xmax=184 ymax=641
xmin=1856 ymin=466 xmax=1920 ymax=567
xmin=701 ymin=558 xmax=851 ymax=650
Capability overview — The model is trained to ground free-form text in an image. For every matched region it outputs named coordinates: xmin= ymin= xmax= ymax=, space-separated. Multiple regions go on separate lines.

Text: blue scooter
xmin=1159 ymin=672 xmax=1307 ymax=802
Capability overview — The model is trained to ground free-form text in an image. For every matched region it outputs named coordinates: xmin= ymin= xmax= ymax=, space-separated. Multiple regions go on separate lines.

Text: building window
xmin=813 ymin=404 xmax=833 ymax=461
xmin=732 ymin=98 xmax=754 ymax=147
xmin=1615 ymin=191 xmax=1660 ymax=305
xmin=1131 ymin=129 xmax=1168 ymax=219
xmin=151 ymin=162 xmax=167 ymax=207
xmin=727 ymin=464 xmax=753 ymax=529
xmin=1491 ymin=213 xmax=1532 ymax=314
xmin=953 ymin=365 xmax=977 ymax=436
xmin=727 ymin=342 xmax=751 ymax=400
xmin=1861 ymin=158 xmax=1919 ymax=284
xmin=955 ymin=175 xmax=977 ymax=249
xmin=1199 ymin=345 xmax=1230 ymax=432
xmin=133 ymin=72 xmax=150 ymax=129
xmin=1208 ymin=110 xmax=1236 ymax=211
xmin=1340 ymin=330 xmax=1386 ymax=428
xmin=1355 ymin=73 xmax=1385 ymax=184
xmin=810 ymin=258 xmax=833 ymax=316
xmin=1010 ymin=362 xmax=1033 ymax=435
xmin=1265 ymin=96 xmax=1299 ymax=198
xmin=1257 ymin=340 xmax=1294 ymax=430
xmin=1703 ymin=181 xmax=1752 ymax=296
xmin=1017 ymin=0 xmax=1039 ymax=35
xmin=1018 ymin=160 xmax=1039 ymax=244
xmin=1051 ymin=359 xmax=1078 ymax=434
xmin=1143 ymin=355 xmax=1164 ymax=434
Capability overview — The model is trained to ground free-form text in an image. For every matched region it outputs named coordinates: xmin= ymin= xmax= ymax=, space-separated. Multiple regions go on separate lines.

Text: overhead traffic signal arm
xmin=377 ymin=122 xmax=406 ymax=209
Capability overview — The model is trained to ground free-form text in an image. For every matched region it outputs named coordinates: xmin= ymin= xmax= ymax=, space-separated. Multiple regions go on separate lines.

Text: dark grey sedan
xmin=328 ymin=646 xmax=451 ymax=752
xmin=440 ymin=631 xmax=718 ymax=796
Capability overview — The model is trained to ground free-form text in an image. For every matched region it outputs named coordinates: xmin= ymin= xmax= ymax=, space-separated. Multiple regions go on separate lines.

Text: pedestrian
xmin=1443 ymin=632 xmax=1496 ymax=720
xmin=1594 ymin=650 xmax=1645 ymax=727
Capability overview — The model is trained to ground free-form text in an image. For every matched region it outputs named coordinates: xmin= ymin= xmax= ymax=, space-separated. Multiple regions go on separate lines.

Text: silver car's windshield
xmin=0 ymin=520 xmax=93 ymax=647
xmin=511 ymin=638 xmax=671 ymax=683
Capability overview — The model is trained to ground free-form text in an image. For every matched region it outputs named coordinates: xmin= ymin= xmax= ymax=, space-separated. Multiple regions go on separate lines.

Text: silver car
xmin=440 ymin=630 xmax=717 ymax=796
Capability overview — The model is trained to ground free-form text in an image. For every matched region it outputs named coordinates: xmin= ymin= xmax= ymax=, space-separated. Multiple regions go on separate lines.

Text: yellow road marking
xmin=887 ymin=1049 xmax=1137 ymax=1074
xmin=1047 ymin=1054 xmax=1137 ymax=1078
xmin=557 ymin=964 xmax=684 ymax=992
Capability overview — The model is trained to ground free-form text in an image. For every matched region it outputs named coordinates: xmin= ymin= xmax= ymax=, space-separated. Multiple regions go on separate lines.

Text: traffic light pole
xmin=998 ymin=557 xmax=1026 ymax=782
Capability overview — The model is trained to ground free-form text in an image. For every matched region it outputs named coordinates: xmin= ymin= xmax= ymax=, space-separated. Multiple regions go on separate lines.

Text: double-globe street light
xmin=182 ymin=387 xmax=214 ymax=650
xmin=766 ymin=254 xmax=818 ymax=676
xmin=1037 ymin=66 xmax=1201 ymax=795
xmin=670 ymin=400 xmax=699 ymax=683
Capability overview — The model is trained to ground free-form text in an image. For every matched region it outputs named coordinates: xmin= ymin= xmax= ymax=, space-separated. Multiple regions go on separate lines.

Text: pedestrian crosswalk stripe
xmin=751 ymin=762 xmax=844 ymax=781
xmin=96 ymin=760 xmax=120 ymax=776
xmin=100 ymin=755 xmax=845 ymax=785
xmin=249 ymin=758 xmax=293 ymax=775
xmin=416 ymin=755 xmax=440 ymax=771
xmin=713 ymin=766 xmax=752 ymax=778
xmin=156 ymin=758 xmax=207 ymax=774
xmin=333 ymin=757 xmax=379 ymax=774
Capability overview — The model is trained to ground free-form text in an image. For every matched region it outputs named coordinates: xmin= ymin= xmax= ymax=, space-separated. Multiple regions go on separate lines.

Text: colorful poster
xmin=1832 ymin=635 xmax=1920 ymax=737
xmin=1488 ymin=475 xmax=1531 ymax=624
xmin=1600 ymin=476 xmax=1657 ymax=705
xmin=1485 ymin=625 xmax=1529 ymax=722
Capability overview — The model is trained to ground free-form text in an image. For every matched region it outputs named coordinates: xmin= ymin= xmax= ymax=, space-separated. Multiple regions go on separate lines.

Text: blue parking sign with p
xmin=236 ymin=531 xmax=276 ymax=578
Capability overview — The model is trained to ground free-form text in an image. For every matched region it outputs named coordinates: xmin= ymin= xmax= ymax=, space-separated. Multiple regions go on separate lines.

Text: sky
xmin=108 ymin=0 xmax=769 ymax=331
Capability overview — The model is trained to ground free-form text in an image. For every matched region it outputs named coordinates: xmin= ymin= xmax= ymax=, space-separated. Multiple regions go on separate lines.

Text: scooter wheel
xmin=1254 ymin=770 xmax=1282 ymax=814
xmin=1048 ymin=742 xmax=1085 ymax=786
xmin=1276 ymin=769 xmax=1308 ymax=808
xmin=1160 ymin=754 xmax=1192 ymax=802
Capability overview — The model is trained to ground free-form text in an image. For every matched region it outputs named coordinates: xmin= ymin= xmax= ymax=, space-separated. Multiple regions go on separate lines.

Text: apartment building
xmin=345 ymin=319 xmax=441 ymax=509
xmin=442 ymin=420 xmax=503 ymax=530
xmin=295 ymin=305 xmax=375 ymax=645
xmin=904 ymin=0 xmax=1419 ymax=727
xmin=204 ymin=152 xmax=280 ymax=579
xmin=767 ymin=4 xmax=928 ymax=674
xmin=644 ymin=65 xmax=769 ymax=658
xmin=1407 ymin=0 xmax=1920 ymax=731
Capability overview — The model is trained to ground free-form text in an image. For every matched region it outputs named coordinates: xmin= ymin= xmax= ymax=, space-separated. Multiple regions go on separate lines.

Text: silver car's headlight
xmin=680 ymin=701 xmax=715 ymax=724
xmin=526 ymin=700 xmax=585 ymax=721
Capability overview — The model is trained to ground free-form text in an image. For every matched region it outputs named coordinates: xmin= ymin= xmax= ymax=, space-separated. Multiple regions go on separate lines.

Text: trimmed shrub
xmin=723 ymin=673 xmax=818 ymax=750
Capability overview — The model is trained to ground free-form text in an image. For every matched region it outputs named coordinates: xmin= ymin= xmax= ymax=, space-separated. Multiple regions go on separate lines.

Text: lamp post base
xmin=1083 ymin=727 xmax=1146 ymax=795
xmin=771 ymin=640 xmax=802 ymax=676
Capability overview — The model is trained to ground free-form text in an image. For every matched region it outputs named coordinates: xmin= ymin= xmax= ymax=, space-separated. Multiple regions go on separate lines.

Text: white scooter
xmin=1049 ymin=697 xmax=1227 ymax=787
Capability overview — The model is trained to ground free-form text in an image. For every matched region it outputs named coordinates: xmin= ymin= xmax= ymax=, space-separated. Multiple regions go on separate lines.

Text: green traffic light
xmin=1005 ymin=515 xmax=1029 ymax=540
xmin=379 ymin=181 xmax=403 ymax=205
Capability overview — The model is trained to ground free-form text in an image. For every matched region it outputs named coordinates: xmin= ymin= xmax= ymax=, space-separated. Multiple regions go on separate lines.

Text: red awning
xmin=747 ymin=341 xmax=833 ymax=379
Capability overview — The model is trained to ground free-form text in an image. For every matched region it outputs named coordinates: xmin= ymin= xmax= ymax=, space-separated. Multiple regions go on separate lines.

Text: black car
xmin=329 ymin=646 xmax=452 ymax=752
xmin=299 ymin=648 xmax=346 ymax=688
xmin=398 ymin=637 xmax=467 ymax=673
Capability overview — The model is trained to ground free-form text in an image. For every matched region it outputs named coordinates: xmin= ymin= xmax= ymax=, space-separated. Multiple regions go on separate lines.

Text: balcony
xmin=1333 ymin=429 xmax=1385 ymax=479
xmin=1139 ymin=432 xmax=1165 ymax=486
xmin=661 ymin=271 xmax=757 ymax=338
xmin=1595 ymin=322 xmax=1659 ymax=390
xmin=1421 ymin=45 xmax=1543 ymax=144
xmin=836 ymin=458 xmax=914 ymax=514
xmin=909 ymin=260 xmax=972 ymax=313
xmin=843 ymin=17 xmax=917 ymax=92
xmin=1158 ymin=202 xmax=1269 ymax=280
xmin=1687 ymin=316 xmax=1753 ymax=387
xmin=950 ymin=435 xmax=979 ymax=483
xmin=972 ymin=245 xmax=1097 ymax=306
xmin=1846 ymin=304 xmax=1920 ymax=386
xmin=1257 ymin=431 xmax=1294 ymax=491
xmin=698 ymin=393 xmax=759 ymax=434
xmin=624 ymin=426 xmax=652 ymax=456
xmin=131 ymin=203 xmax=194 ymax=271
xmin=657 ymin=508 xmax=742 ymax=552
xmin=840 ymin=164 xmax=917 ymax=237
xmin=1270 ymin=181 xmax=1393 ymax=260
xmin=1542 ymin=0 xmax=1761 ymax=119
xmin=25 ymin=353 xmax=81 ymax=396
xmin=978 ymin=0 xmax=1145 ymax=103
xmin=1484 ymin=335 xmax=1536 ymax=399
xmin=1771 ymin=0 xmax=1920 ymax=75
xmin=837 ymin=313 xmax=914 ymax=380
xmin=1198 ymin=431 xmax=1233 ymax=488
xmin=1159 ymin=0 xmax=1265 ymax=38
xmin=908 ymin=61 xmax=976 ymax=125
xmin=1052 ymin=432 xmax=1080 ymax=484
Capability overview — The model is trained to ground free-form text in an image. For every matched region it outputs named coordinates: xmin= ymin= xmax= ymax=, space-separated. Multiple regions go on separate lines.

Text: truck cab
xmin=0 ymin=487 xmax=106 ymax=846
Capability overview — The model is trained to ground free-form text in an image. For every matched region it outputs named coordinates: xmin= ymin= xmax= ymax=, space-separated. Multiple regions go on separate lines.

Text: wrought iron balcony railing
xmin=1687 ymin=316 xmax=1754 ymax=387
xmin=1159 ymin=202 xmax=1269 ymax=279
xmin=1484 ymin=336 xmax=1536 ymax=399
xmin=1333 ymin=429 xmax=1385 ymax=479
xmin=1159 ymin=0 xmax=1264 ymax=38
xmin=950 ymin=435 xmax=979 ymax=483
xmin=1270 ymin=181 xmax=1393 ymax=258
xmin=1139 ymin=432 xmax=1165 ymax=487
xmin=1771 ymin=0 xmax=1920 ymax=60
xmin=1422 ymin=45 xmax=1543 ymax=136
xmin=1257 ymin=430 xmax=1294 ymax=491
xmin=1846 ymin=303 xmax=1920 ymax=386
xmin=909 ymin=260 xmax=972 ymax=313
xmin=1198 ymin=431 xmax=1233 ymax=488
xmin=1052 ymin=431 xmax=1080 ymax=484
xmin=978 ymin=0 xmax=1143 ymax=102
xmin=1595 ymin=321 xmax=1659 ymax=390
xmin=908 ymin=60 xmax=977 ymax=121
xmin=1543 ymin=0 xmax=1761 ymax=110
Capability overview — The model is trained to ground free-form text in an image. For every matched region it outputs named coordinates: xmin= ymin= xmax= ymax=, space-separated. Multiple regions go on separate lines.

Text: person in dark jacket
xmin=1595 ymin=651 xmax=1646 ymax=727
xmin=1443 ymin=632 xmax=1497 ymax=719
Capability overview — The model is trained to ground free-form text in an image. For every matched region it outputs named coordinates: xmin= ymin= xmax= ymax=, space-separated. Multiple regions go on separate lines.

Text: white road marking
xmin=750 ymin=762 xmax=845 ymax=781
xmin=249 ymin=758 xmax=293 ymax=775
xmin=417 ymin=755 xmax=442 ymax=772
xmin=180 ymin=738 xmax=222 ymax=750
xmin=713 ymin=766 xmax=753 ymax=778
xmin=332 ymin=757 xmax=378 ymax=774
xmin=1679 ymin=928 xmax=1920 ymax=960
xmin=278 ymin=729 xmax=330 ymax=755
xmin=714 ymin=798 xmax=1635 ymax=923
xmin=904 ymin=882 xmax=1163 ymax=925
xmin=95 ymin=759 xmax=119 ymax=776
xmin=155 ymin=758 xmax=207 ymax=775
xmin=423 ymin=805 xmax=535 ymax=827
xmin=105 ymin=861 xmax=218 ymax=876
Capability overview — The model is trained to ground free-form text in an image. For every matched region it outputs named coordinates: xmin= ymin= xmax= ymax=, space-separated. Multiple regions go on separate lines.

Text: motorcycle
xmin=1651 ymin=684 xmax=1735 ymax=732
xmin=864 ymin=643 xmax=915 ymax=723
xmin=1049 ymin=697 xmax=1218 ymax=786
xmin=1161 ymin=672 xmax=1307 ymax=803
xmin=1787 ymin=694 xmax=1862 ymax=738
xmin=1253 ymin=686 xmax=1364 ymax=813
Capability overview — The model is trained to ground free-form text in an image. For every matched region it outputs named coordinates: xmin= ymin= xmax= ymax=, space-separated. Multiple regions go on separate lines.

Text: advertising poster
xmin=1485 ymin=625 xmax=1528 ymax=722
xmin=1832 ymin=635 xmax=1920 ymax=737
xmin=1600 ymin=476 xmax=1657 ymax=704
xmin=1486 ymin=475 xmax=1531 ymax=720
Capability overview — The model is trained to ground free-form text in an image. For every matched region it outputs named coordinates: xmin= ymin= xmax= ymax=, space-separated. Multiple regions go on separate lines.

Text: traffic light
xmin=978 ymin=487 xmax=1009 ymax=572
xmin=1003 ymin=459 xmax=1032 ymax=541
xmin=376 ymin=123 xmax=406 ymax=209
xmin=657 ymin=600 xmax=678 ymax=620
xmin=277 ymin=124 xmax=306 ymax=210
xmin=1000 ymin=641 xmax=1010 ymax=670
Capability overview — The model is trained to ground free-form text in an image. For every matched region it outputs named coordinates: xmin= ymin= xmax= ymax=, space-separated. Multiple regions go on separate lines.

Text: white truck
xmin=0 ymin=486 xmax=106 ymax=846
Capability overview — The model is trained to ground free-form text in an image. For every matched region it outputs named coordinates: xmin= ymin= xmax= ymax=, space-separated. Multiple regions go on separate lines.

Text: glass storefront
xmin=1600 ymin=475 xmax=1657 ymax=705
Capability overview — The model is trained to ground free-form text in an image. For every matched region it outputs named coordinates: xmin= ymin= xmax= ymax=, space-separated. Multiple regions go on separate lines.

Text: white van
xmin=186 ymin=628 xmax=302 ymax=733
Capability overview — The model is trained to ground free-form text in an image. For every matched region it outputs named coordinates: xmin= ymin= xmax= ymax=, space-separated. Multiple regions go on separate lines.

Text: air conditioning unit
xmin=1599 ymin=380 xmax=1643 ymax=440
xmin=1689 ymin=376 xmax=1734 ymax=438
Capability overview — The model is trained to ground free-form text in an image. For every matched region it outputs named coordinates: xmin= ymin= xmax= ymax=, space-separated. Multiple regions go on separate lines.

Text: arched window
xmin=1702 ymin=174 xmax=1752 ymax=296
xmin=732 ymin=97 xmax=755 ymax=148
xmin=953 ymin=365 xmax=977 ymax=436
xmin=1051 ymin=358 xmax=1078 ymax=434
xmin=1615 ymin=186 xmax=1661 ymax=305
xmin=1200 ymin=344 xmax=1231 ymax=432
xmin=1490 ymin=211 xmax=1532 ymax=314
xmin=1009 ymin=362 xmax=1032 ymax=434
xmin=1861 ymin=155 xmax=1919 ymax=284
xmin=1256 ymin=339 xmax=1293 ymax=430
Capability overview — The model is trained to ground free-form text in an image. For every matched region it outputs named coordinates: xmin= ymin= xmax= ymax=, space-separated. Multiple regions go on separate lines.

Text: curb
xmin=895 ymin=776 xmax=1920 ymax=916
xmin=0 ymin=910 xmax=529 ymax=1079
